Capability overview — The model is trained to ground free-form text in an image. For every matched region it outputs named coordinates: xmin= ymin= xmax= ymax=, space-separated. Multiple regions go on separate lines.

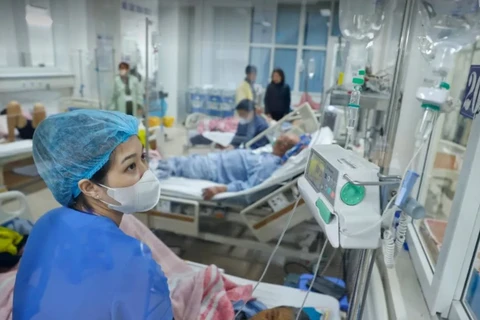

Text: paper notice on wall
xmin=96 ymin=34 xmax=114 ymax=71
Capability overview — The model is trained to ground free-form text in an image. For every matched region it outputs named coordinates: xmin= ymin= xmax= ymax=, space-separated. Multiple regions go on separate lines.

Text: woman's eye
xmin=141 ymin=152 xmax=147 ymax=162
xmin=127 ymin=163 xmax=137 ymax=171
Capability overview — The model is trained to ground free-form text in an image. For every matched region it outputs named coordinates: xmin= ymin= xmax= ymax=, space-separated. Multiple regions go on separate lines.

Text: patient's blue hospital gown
xmin=155 ymin=149 xmax=282 ymax=192
xmin=13 ymin=207 xmax=173 ymax=320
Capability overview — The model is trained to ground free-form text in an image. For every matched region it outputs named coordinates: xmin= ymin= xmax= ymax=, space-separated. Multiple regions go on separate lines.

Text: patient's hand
xmin=202 ymin=186 xmax=228 ymax=200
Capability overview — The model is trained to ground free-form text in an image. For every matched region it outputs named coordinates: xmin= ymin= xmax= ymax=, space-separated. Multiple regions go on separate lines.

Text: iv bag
xmin=308 ymin=58 xmax=316 ymax=79
xmin=339 ymin=0 xmax=388 ymax=88
xmin=339 ymin=0 xmax=387 ymax=43
xmin=418 ymin=0 xmax=480 ymax=76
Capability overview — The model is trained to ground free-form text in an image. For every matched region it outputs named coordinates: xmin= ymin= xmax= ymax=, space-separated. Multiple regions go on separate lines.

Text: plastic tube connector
xmin=395 ymin=170 xmax=419 ymax=207
xmin=402 ymin=197 xmax=426 ymax=220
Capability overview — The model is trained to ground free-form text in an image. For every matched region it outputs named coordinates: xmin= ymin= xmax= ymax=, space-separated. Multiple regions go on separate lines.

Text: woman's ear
xmin=78 ymin=179 xmax=103 ymax=200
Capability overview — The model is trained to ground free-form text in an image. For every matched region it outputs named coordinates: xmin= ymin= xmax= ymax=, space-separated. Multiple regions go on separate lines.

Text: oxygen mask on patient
xmin=99 ymin=170 xmax=161 ymax=214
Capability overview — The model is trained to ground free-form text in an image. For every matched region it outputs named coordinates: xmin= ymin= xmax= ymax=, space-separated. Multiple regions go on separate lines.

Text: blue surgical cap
xmin=33 ymin=109 xmax=138 ymax=207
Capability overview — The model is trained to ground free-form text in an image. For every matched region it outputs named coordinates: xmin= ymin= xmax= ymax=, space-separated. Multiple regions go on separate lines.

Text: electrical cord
xmin=321 ymin=247 xmax=336 ymax=276
xmin=295 ymin=240 xmax=329 ymax=320
xmin=234 ymin=197 xmax=302 ymax=318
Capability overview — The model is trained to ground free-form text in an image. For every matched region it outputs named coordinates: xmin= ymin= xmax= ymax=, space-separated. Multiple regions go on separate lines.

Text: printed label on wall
xmin=460 ymin=65 xmax=480 ymax=119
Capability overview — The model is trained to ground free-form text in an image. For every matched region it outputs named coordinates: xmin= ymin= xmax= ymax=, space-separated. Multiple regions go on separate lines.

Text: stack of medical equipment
xmin=188 ymin=87 xmax=236 ymax=118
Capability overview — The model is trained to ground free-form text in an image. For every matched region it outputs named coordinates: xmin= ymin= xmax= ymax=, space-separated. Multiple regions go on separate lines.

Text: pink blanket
xmin=197 ymin=117 xmax=239 ymax=134
xmin=0 ymin=215 xmax=252 ymax=320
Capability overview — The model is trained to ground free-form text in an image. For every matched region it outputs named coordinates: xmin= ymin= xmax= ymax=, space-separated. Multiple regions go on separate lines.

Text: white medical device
xmin=298 ymin=144 xmax=381 ymax=249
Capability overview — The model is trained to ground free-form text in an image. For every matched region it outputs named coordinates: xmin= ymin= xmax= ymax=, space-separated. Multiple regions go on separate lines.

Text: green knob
xmin=340 ymin=182 xmax=365 ymax=206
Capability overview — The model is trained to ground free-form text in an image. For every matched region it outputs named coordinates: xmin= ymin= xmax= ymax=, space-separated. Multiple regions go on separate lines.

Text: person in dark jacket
xmin=228 ymin=99 xmax=269 ymax=150
xmin=264 ymin=68 xmax=291 ymax=121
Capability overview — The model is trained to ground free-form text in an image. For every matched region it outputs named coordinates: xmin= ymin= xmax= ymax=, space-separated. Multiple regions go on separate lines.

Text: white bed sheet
xmin=0 ymin=140 xmax=32 ymax=158
xmin=202 ymin=131 xmax=235 ymax=147
xmin=160 ymin=127 xmax=334 ymax=201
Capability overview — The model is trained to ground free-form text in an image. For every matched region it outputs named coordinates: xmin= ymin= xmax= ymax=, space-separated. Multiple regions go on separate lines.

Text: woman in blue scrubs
xmin=13 ymin=110 xmax=173 ymax=320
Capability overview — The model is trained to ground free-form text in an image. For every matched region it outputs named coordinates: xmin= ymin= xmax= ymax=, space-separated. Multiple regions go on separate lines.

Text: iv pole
xmin=144 ymin=17 xmax=153 ymax=161
xmin=346 ymin=0 xmax=416 ymax=319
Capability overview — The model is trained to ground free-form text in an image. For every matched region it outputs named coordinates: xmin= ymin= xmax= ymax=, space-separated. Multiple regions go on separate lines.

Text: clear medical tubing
xmin=415 ymin=105 xmax=439 ymax=146
xmin=415 ymin=82 xmax=449 ymax=146
xmin=418 ymin=0 xmax=480 ymax=76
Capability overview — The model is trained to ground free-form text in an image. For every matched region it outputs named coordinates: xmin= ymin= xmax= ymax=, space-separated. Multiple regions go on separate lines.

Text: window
xmin=25 ymin=4 xmax=55 ymax=67
xmin=275 ymin=5 xmax=301 ymax=45
xmin=273 ymin=48 xmax=296 ymax=89
xmin=0 ymin=0 xmax=55 ymax=68
xmin=250 ymin=7 xmax=274 ymax=44
xmin=249 ymin=2 xmax=334 ymax=94
xmin=464 ymin=240 xmax=480 ymax=318
xmin=303 ymin=4 xmax=329 ymax=47
xmin=300 ymin=50 xmax=326 ymax=93
xmin=250 ymin=47 xmax=271 ymax=88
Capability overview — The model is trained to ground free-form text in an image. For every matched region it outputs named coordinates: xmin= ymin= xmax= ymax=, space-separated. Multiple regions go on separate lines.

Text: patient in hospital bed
xmin=152 ymin=133 xmax=300 ymax=200
xmin=0 ymin=101 xmax=46 ymax=142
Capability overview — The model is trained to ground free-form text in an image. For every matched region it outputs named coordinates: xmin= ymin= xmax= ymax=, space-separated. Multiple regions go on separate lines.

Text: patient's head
xmin=272 ymin=134 xmax=299 ymax=157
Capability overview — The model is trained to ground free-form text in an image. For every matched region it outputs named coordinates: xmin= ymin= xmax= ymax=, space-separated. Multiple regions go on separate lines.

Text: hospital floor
xmin=9 ymin=126 xmax=344 ymax=285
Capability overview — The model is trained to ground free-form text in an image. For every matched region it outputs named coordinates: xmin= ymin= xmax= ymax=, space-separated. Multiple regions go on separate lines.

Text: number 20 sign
xmin=460 ymin=65 xmax=480 ymax=120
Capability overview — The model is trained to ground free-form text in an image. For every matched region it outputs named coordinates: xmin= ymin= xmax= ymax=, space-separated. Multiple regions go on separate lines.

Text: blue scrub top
xmin=13 ymin=207 xmax=173 ymax=320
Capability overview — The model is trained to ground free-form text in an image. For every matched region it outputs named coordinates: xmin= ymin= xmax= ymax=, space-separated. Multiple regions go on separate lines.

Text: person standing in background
xmin=236 ymin=65 xmax=257 ymax=104
xmin=110 ymin=62 xmax=144 ymax=117
xmin=264 ymin=68 xmax=291 ymax=121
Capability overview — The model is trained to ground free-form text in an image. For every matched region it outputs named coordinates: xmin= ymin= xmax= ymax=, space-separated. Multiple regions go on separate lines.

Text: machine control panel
xmin=299 ymin=144 xmax=381 ymax=249
xmin=305 ymin=150 xmax=339 ymax=206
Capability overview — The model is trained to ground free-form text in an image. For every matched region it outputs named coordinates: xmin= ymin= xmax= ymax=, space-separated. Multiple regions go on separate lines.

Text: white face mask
xmin=99 ymin=170 xmax=161 ymax=214
xmin=239 ymin=114 xmax=254 ymax=125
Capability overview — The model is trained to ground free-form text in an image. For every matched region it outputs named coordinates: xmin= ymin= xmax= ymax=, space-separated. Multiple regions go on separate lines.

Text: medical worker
xmin=228 ymin=99 xmax=269 ymax=150
xmin=13 ymin=110 xmax=172 ymax=320
xmin=110 ymin=62 xmax=144 ymax=117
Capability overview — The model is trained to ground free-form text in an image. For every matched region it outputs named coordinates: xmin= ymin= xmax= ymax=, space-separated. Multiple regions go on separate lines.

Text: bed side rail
xmin=144 ymin=196 xmax=200 ymax=237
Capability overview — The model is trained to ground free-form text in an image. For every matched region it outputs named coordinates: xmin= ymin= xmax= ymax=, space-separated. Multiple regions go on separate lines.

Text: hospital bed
xmin=0 ymin=98 xmax=103 ymax=190
xmin=139 ymin=127 xmax=335 ymax=261
xmin=0 ymin=113 xmax=35 ymax=190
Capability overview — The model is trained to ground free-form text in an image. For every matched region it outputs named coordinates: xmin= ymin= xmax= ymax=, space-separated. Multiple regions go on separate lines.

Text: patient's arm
xmin=225 ymin=161 xmax=280 ymax=193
